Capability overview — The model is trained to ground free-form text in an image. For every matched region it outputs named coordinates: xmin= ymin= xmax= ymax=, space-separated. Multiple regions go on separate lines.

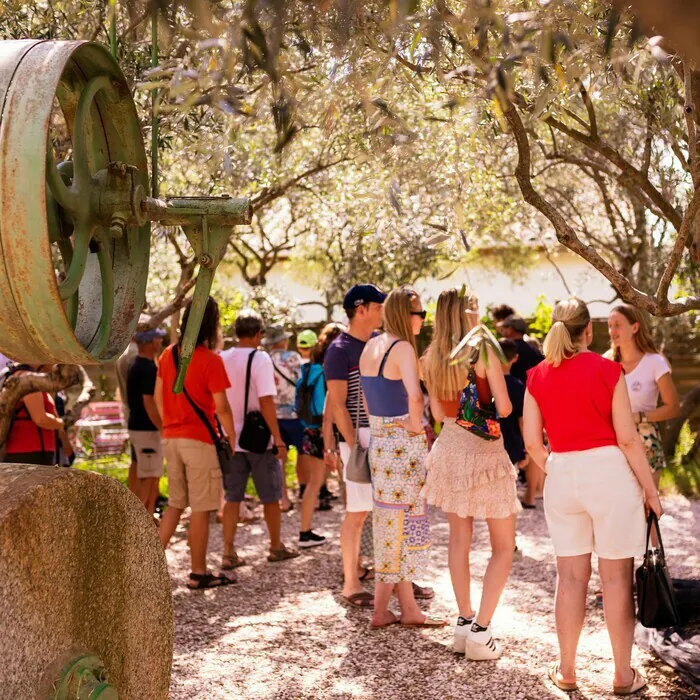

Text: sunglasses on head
xmin=410 ymin=310 xmax=427 ymax=320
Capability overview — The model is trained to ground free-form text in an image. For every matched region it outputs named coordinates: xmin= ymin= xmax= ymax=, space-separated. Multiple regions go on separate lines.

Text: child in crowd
xmin=498 ymin=339 xmax=540 ymax=508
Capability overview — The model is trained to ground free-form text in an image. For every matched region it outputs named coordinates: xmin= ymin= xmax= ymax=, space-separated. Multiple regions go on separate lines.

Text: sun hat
xmin=297 ymin=329 xmax=318 ymax=349
xmin=262 ymin=323 xmax=293 ymax=346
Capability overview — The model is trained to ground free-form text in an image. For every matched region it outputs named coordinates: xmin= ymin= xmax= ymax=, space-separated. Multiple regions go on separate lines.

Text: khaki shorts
xmin=129 ymin=430 xmax=164 ymax=479
xmin=544 ymin=445 xmax=645 ymax=560
xmin=162 ymin=437 xmax=223 ymax=512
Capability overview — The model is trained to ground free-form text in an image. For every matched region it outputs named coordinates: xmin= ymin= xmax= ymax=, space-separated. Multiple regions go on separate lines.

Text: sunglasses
xmin=410 ymin=310 xmax=427 ymax=320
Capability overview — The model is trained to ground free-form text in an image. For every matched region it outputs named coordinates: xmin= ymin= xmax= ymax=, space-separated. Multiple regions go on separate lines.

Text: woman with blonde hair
xmin=422 ymin=288 xmax=520 ymax=660
xmin=524 ymin=297 xmax=662 ymax=695
xmin=359 ymin=287 xmax=445 ymax=629
xmin=607 ymin=304 xmax=680 ymax=483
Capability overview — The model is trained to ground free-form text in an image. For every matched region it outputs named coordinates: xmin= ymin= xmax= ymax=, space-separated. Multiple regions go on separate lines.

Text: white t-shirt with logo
xmin=220 ymin=347 xmax=277 ymax=452
xmin=625 ymin=353 xmax=671 ymax=414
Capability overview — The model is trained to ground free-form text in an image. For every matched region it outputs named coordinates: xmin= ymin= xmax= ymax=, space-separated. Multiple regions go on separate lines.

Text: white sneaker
xmin=453 ymin=616 xmax=474 ymax=654
xmin=463 ymin=623 xmax=502 ymax=661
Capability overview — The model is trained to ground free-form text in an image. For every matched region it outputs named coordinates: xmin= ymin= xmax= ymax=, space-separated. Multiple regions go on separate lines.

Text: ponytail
xmin=543 ymin=321 xmax=577 ymax=367
xmin=542 ymin=297 xmax=591 ymax=367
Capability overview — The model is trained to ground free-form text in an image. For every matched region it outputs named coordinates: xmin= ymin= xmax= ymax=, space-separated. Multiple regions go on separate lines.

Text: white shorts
xmin=129 ymin=430 xmax=164 ymax=479
xmin=339 ymin=428 xmax=373 ymax=513
xmin=544 ymin=445 xmax=645 ymax=560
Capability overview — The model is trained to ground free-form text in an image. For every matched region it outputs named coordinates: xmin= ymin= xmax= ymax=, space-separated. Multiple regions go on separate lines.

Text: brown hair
xmin=543 ymin=297 xmax=590 ymax=367
xmin=609 ymin=304 xmax=658 ymax=362
xmin=383 ymin=287 xmax=421 ymax=357
xmin=180 ymin=296 xmax=220 ymax=348
xmin=421 ymin=287 xmax=477 ymax=399
xmin=310 ymin=322 xmax=346 ymax=364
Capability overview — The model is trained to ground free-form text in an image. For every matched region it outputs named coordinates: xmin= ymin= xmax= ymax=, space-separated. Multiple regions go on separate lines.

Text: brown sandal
xmin=342 ymin=592 xmax=374 ymax=608
xmin=222 ymin=553 xmax=246 ymax=571
xmin=267 ymin=545 xmax=300 ymax=563
xmin=547 ymin=662 xmax=578 ymax=692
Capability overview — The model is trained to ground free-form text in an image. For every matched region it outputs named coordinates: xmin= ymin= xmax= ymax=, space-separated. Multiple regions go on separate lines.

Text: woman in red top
xmin=524 ymin=298 xmax=662 ymax=696
xmin=4 ymin=364 xmax=64 ymax=465
xmin=155 ymin=296 xmax=237 ymax=590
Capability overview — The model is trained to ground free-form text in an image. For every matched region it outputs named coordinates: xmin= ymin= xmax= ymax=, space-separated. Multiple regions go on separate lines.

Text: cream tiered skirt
xmin=422 ymin=418 xmax=521 ymax=520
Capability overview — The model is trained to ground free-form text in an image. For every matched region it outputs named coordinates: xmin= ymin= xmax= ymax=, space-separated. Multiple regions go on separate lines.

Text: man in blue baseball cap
xmin=127 ymin=320 xmax=167 ymax=516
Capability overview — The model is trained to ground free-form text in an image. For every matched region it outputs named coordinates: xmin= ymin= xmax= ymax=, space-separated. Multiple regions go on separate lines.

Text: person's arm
xmin=154 ymin=377 xmax=164 ymax=421
xmin=523 ymin=390 xmax=548 ymax=472
xmin=612 ymin=376 xmax=663 ymax=517
xmin=394 ymin=343 xmax=424 ymax=433
xmin=429 ymin=393 xmax=446 ymax=423
xmin=638 ymin=372 xmax=680 ymax=423
xmin=142 ymin=395 xmax=162 ymax=431
xmin=23 ymin=393 xmax=63 ymax=431
xmin=259 ymin=395 xmax=287 ymax=463
xmin=327 ymin=380 xmax=355 ymax=447
xmin=213 ymin=391 xmax=236 ymax=451
xmin=479 ymin=345 xmax=512 ymax=417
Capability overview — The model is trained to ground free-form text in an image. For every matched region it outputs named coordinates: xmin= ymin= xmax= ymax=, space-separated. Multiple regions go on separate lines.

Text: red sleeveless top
xmin=5 ymin=392 xmax=57 ymax=454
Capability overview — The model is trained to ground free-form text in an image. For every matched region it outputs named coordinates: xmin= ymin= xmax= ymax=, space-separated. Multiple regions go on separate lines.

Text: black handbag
xmin=237 ymin=350 xmax=272 ymax=454
xmin=172 ymin=345 xmax=234 ymax=472
xmin=636 ymin=512 xmax=681 ymax=628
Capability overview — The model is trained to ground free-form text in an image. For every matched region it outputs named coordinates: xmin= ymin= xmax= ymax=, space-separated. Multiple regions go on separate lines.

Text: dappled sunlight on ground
xmin=166 ymin=492 xmax=698 ymax=699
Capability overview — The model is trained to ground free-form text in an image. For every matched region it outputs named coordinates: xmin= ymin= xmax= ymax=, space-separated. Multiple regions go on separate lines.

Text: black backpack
xmin=296 ymin=363 xmax=325 ymax=426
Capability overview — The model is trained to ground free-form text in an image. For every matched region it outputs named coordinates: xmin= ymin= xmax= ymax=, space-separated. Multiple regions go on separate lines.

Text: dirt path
xmin=166 ymin=493 xmax=699 ymax=699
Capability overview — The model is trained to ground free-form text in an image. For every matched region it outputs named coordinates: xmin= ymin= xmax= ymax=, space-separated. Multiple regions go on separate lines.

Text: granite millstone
xmin=0 ymin=464 xmax=173 ymax=699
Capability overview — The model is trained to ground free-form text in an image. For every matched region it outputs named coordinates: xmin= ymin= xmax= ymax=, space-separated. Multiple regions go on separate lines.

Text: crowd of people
xmin=0 ymin=282 xmax=682 ymax=695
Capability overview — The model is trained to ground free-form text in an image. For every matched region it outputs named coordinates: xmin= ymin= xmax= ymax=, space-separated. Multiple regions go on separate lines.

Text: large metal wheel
xmin=0 ymin=40 xmax=150 ymax=364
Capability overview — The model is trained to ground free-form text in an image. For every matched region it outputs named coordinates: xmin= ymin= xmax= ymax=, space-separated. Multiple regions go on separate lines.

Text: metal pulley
xmin=0 ymin=40 xmax=251 ymax=388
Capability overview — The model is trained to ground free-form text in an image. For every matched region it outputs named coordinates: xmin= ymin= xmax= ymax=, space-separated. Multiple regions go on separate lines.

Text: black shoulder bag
xmin=636 ymin=512 xmax=680 ymax=628
xmin=238 ymin=350 xmax=272 ymax=454
xmin=172 ymin=345 xmax=234 ymax=472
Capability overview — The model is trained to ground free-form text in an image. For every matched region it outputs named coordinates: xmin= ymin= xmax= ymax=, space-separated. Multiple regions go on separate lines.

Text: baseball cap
xmin=297 ymin=329 xmax=318 ymax=349
xmin=134 ymin=327 xmax=167 ymax=343
xmin=502 ymin=314 xmax=529 ymax=334
xmin=342 ymin=284 xmax=387 ymax=310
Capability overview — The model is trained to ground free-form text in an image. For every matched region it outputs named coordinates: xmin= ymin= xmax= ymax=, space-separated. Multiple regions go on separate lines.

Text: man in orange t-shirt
xmin=155 ymin=297 xmax=237 ymax=590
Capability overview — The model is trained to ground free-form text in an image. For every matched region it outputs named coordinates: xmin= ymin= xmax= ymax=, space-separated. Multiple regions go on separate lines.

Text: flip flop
xmin=370 ymin=612 xmax=399 ymax=629
xmin=400 ymin=615 xmax=448 ymax=628
xmin=342 ymin=591 xmax=374 ymax=608
xmin=547 ymin=661 xmax=578 ymax=692
xmin=613 ymin=668 xmax=647 ymax=696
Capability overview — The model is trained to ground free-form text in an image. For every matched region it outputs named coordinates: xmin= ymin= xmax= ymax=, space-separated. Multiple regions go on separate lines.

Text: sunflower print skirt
xmin=369 ymin=415 xmax=431 ymax=584
xmin=638 ymin=421 xmax=667 ymax=472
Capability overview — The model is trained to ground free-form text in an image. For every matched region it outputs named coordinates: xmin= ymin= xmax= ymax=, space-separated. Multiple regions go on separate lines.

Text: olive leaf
xmin=449 ymin=323 xmax=506 ymax=368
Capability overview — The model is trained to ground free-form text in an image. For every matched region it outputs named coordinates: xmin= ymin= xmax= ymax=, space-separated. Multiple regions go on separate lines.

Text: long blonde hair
xmin=543 ymin=297 xmax=591 ymax=367
xmin=609 ymin=304 xmax=658 ymax=362
xmin=383 ymin=287 xmax=420 ymax=357
xmin=422 ymin=287 xmax=476 ymax=398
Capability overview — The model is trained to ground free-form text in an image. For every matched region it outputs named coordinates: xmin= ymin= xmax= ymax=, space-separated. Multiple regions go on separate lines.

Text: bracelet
xmin=324 ymin=448 xmax=336 ymax=455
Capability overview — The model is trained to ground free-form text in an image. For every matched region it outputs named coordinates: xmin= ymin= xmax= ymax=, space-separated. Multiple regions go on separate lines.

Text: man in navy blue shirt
xmin=500 ymin=315 xmax=544 ymax=383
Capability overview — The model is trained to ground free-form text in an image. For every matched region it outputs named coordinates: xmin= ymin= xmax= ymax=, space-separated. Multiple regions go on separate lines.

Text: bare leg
xmin=371 ymin=580 xmax=396 ymax=626
xmin=263 ymin=501 xmax=282 ymax=551
xmin=341 ymin=511 xmax=369 ymax=598
xmin=300 ymin=456 xmax=325 ymax=531
xmin=222 ymin=501 xmax=240 ymax=558
xmin=554 ymin=554 xmax=591 ymax=685
xmin=396 ymin=581 xmax=425 ymax=624
xmin=475 ymin=515 xmax=516 ymax=627
xmin=127 ymin=459 xmax=138 ymax=493
xmin=447 ymin=513 xmax=475 ymax=619
xmin=188 ymin=510 xmax=211 ymax=576
xmin=280 ymin=453 xmax=293 ymax=511
xmin=158 ymin=506 xmax=183 ymax=548
xmin=297 ymin=453 xmax=311 ymax=490
xmin=599 ymin=557 xmax=636 ymax=688
xmin=137 ymin=477 xmax=159 ymax=515
xmin=524 ymin=461 xmax=540 ymax=506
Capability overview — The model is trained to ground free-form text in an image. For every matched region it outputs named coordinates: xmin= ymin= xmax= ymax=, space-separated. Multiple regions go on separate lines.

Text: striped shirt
xmin=323 ymin=331 xmax=370 ymax=430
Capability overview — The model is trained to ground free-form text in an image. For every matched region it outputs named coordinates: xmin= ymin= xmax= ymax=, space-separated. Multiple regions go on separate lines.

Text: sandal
xmin=359 ymin=567 xmax=375 ymax=582
xmin=412 ymin=583 xmax=435 ymax=600
xmin=187 ymin=572 xmax=236 ymax=590
xmin=222 ymin=553 xmax=246 ymax=571
xmin=613 ymin=668 xmax=647 ymax=696
xmin=342 ymin=591 xmax=375 ymax=608
xmin=267 ymin=545 xmax=300 ymax=562
xmin=547 ymin=661 xmax=577 ymax=692
xmin=400 ymin=615 xmax=448 ymax=628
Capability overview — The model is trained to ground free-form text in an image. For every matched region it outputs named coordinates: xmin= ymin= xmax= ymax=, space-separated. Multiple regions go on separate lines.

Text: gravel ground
xmin=166 ymin=490 xmax=699 ymax=700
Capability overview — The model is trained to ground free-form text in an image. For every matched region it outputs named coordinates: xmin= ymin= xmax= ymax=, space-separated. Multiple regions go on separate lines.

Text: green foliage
xmin=660 ymin=422 xmax=700 ymax=498
xmin=528 ymin=295 xmax=554 ymax=340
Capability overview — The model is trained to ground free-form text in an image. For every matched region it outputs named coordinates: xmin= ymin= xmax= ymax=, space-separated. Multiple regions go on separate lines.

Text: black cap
xmin=342 ymin=284 xmax=387 ymax=310
xmin=502 ymin=314 xmax=529 ymax=334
